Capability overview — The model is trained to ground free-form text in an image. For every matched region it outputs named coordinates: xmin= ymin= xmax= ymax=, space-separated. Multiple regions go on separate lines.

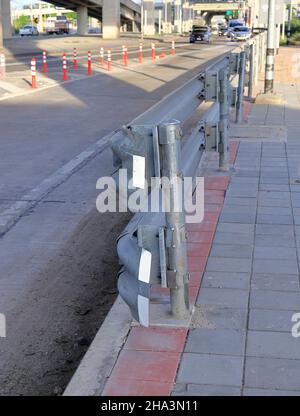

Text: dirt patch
xmin=0 ymin=209 xmax=131 ymax=396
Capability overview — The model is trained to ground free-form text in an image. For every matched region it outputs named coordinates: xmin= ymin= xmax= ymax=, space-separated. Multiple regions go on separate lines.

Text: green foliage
xmin=13 ymin=15 xmax=31 ymax=33
xmin=285 ymin=18 xmax=300 ymax=35
xmin=65 ymin=12 xmax=76 ymax=22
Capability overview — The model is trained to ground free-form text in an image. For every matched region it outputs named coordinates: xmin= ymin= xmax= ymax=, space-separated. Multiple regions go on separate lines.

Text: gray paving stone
xmin=234 ymin=170 xmax=260 ymax=178
xmin=230 ymin=177 xmax=259 ymax=185
xmin=197 ymin=288 xmax=249 ymax=309
xmin=224 ymin=197 xmax=257 ymax=206
xmin=213 ymin=232 xmax=254 ymax=245
xmin=258 ymin=197 xmax=291 ymax=207
xmin=244 ymin=357 xmax=300 ymax=390
xmin=210 ymin=244 xmax=253 ymax=259
xmin=255 ymin=224 xmax=294 ymax=236
xmin=191 ymin=305 xmax=248 ymax=330
xmin=186 ymin=328 xmax=246 ymax=356
xmin=292 ymin=199 xmax=300 ymax=208
xmin=226 ymin=188 xmax=258 ymax=198
xmin=220 ymin=212 xmax=256 ymax=224
xmin=258 ymin=191 xmax=290 ymax=200
xmin=177 ymin=353 xmax=244 ymax=387
xmin=202 ymin=271 xmax=250 ymax=290
xmin=249 ymin=309 xmax=298 ymax=333
xmin=222 ymin=205 xmax=257 ymax=215
xmin=255 ymin=234 xmax=296 ymax=248
xmin=173 ymin=384 xmax=241 ymax=396
xmin=243 ymin=388 xmax=300 ymax=396
xmin=246 ymin=331 xmax=300 ymax=360
xmin=253 ymin=246 xmax=297 ymax=260
xmin=251 ymin=273 xmax=299 ymax=291
xmin=291 ymin=185 xmax=300 ymax=193
xmin=256 ymin=214 xmax=293 ymax=225
xmin=259 ymin=184 xmax=289 ymax=192
xmin=257 ymin=206 xmax=292 ymax=216
xmin=206 ymin=257 xmax=252 ymax=273
xmin=260 ymin=177 xmax=289 ymax=185
xmin=250 ymin=290 xmax=300 ymax=310
xmin=217 ymin=223 xmax=254 ymax=234
xmin=252 ymin=259 xmax=298 ymax=274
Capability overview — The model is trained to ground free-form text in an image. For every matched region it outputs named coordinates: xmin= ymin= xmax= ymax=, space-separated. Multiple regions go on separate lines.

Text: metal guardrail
xmin=109 ymin=33 xmax=265 ymax=326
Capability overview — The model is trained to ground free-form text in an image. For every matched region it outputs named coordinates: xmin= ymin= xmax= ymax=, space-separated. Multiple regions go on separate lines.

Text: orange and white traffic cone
xmin=172 ymin=40 xmax=176 ymax=56
xmin=62 ymin=53 xmax=67 ymax=81
xmin=42 ymin=50 xmax=47 ymax=73
xmin=139 ymin=43 xmax=143 ymax=64
xmin=87 ymin=51 xmax=92 ymax=76
xmin=73 ymin=47 xmax=78 ymax=69
xmin=151 ymin=43 xmax=156 ymax=61
xmin=100 ymin=47 xmax=104 ymax=67
xmin=31 ymin=57 xmax=37 ymax=88
xmin=107 ymin=49 xmax=112 ymax=71
xmin=122 ymin=45 xmax=126 ymax=66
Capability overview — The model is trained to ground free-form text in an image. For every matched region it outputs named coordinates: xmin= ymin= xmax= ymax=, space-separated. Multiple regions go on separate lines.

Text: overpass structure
xmin=0 ymin=0 xmax=141 ymax=47
xmin=191 ymin=0 xmax=245 ymax=24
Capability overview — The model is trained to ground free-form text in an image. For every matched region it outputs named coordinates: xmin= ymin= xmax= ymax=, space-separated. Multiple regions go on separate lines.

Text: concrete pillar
xmin=174 ymin=0 xmax=182 ymax=33
xmin=143 ymin=0 xmax=155 ymax=36
xmin=2 ymin=0 xmax=12 ymax=39
xmin=102 ymin=0 xmax=120 ymax=39
xmin=0 ymin=0 xmax=4 ymax=49
xmin=182 ymin=1 xmax=191 ymax=33
xmin=77 ymin=6 xmax=88 ymax=35
xmin=163 ymin=0 xmax=172 ymax=34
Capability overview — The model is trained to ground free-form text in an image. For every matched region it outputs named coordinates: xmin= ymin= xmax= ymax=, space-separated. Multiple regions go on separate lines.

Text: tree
xmin=13 ymin=15 xmax=31 ymax=33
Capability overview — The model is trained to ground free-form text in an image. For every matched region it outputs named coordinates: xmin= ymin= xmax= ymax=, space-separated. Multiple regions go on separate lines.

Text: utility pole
xmin=264 ymin=0 xmax=276 ymax=94
xmin=287 ymin=0 xmax=292 ymax=45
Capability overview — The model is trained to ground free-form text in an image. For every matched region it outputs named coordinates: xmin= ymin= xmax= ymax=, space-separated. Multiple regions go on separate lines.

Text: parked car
xmin=230 ymin=26 xmax=252 ymax=41
xmin=19 ymin=25 xmax=39 ymax=36
xmin=189 ymin=26 xmax=212 ymax=43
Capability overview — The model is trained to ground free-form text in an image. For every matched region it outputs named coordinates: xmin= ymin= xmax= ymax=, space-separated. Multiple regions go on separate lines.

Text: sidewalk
xmin=91 ymin=47 xmax=300 ymax=397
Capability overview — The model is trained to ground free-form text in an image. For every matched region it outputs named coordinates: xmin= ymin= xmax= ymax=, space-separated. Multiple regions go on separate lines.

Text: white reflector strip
xmin=132 ymin=155 xmax=145 ymax=189
xmin=138 ymin=295 xmax=149 ymax=327
xmin=138 ymin=248 xmax=151 ymax=283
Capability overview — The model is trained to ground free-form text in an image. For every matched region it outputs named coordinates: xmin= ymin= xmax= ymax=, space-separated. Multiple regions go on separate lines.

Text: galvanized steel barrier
xmin=109 ymin=33 xmax=265 ymax=326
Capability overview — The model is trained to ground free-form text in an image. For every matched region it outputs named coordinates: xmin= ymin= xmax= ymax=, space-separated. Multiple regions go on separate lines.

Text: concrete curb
xmin=64 ymin=296 xmax=132 ymax=396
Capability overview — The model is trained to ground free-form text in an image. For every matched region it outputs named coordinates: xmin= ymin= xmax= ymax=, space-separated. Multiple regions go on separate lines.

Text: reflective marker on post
xmin=73 ymin=47 xmax=78 ymax=69
xmin=172 ymin=40 xmax=176 ymax=56
xmin=151 ymin=43 xmax=156 ymax=61
xmin=87 ymin=51 xmax=92 ymax=76
xmin=42 ymin=50 xmax=47 ymax=73
xmin=31 ymin=57 xmax=37 ymax=89
xmin=125 ymin=46 xmax=128 ymax=67
xmin=0 ymin=52 xmax=6 ymax=77
xmin=100 ymin=47 xmax=104 ymax=67
xmin=107 ymin=49 xmax=112 ymax=71
xmin=139 ymin=43 xmax=143 ymax=64
xmin=62 ymin=53 xmax=67 ymax=81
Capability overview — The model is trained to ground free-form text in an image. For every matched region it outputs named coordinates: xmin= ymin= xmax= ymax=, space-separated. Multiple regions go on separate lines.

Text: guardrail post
xmin=158 ymin=120 xmax=190 ymax=320
xmin=236 ymin=51 xmax=246 ymax=123
xmin=219 ymin=68 xmax=230 ymax=171
xmin=248 ymin=42 xmax=254 ymax=99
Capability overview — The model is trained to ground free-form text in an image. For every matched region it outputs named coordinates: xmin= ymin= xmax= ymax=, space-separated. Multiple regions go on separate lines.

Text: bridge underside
xmin=49 ymin=0 xmax=140 ymax=26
